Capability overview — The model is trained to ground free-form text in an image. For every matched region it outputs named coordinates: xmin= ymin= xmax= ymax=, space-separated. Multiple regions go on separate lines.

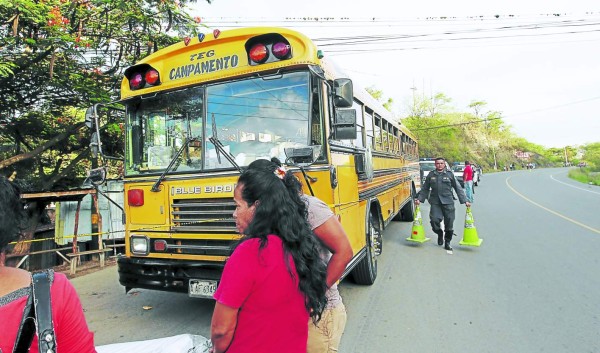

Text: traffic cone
xmin=459 ymin=207 xmax=483 ymax=246
xmin=406 ymin=205 xmax=430 ymax=243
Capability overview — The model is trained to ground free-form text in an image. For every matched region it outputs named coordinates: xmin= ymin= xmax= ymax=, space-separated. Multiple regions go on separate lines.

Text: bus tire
xmin=351 ymin=211 xmax=382 ymax=285
xmin=397 ymin=186 xmax=416 ymax=222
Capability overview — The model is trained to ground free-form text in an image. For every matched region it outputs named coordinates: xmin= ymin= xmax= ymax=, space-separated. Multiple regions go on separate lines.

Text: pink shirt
xmin=303 ymin=195 xmax=343 ymax=309
xmin=214 ymin=235 xmax=308 ymax=353
xmin=0 ymin=271 xmax=96 ymax=353
xmin=463 ymin=165 xmax=474 ymax=182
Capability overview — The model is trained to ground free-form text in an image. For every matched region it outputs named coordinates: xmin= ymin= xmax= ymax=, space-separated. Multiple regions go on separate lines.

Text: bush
xmin=568 ymin=168 xmax=600 ymax=186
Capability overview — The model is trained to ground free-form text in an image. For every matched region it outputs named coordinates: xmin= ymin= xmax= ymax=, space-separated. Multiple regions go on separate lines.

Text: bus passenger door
xmin=331 ymin=151 xmax=366 ymax=255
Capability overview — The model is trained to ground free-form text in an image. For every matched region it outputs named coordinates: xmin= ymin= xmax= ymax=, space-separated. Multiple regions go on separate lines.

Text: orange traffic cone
xmin=459 ymin=207 xmax=482 ymax=246
xmin=406 ymin=205 xmax=430 ymax=243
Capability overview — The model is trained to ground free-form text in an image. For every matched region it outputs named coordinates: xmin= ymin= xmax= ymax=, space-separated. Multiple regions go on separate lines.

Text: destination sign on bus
xmin=169 ymin=51 xmax=240 ymax=80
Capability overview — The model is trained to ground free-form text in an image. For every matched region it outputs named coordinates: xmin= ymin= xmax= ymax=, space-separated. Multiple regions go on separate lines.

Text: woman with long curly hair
xmin=246 ymin=158 xmax=352 ymax=353
xmin=210 ymin=167 xmax=328 ymax=353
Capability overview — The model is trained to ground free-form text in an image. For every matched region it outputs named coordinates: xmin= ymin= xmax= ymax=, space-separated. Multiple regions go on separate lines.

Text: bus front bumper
xmin=117 ymin=257 xmax=225 ymax=295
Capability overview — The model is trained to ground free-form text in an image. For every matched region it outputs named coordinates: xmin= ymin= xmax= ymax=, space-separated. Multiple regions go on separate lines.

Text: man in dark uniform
xmin=415 ymin=157 xmax=471 ymax=250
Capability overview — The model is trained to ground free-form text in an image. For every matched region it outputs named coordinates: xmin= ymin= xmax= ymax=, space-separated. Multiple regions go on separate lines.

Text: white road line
xmin=549 ymin=172 xmax=600 ymax=195
xmin=506 ymin=176 xmax=600 ymax=235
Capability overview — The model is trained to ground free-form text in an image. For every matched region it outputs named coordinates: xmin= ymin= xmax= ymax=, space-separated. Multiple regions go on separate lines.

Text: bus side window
xmin=393 ymin=127 xmax=399 ymax=154
xmin=310 ymin=86 xmax=323 ymax=146
xmin=399 ymin=133 xmax=404 ymax=154
xmin=365 ymin=109 xmax=374 ymax=149
xmin=353 ymin=100 xmax=364 ymax=148
xmin=374 ymin=115 xmax=382 ymax=151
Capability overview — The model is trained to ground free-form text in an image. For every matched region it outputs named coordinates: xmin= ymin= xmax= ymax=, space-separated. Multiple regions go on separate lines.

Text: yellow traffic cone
xmin=459 ymin=207 xmax=482 ymax=246
xmin=406 ymin=205 xmax=430 ymax=243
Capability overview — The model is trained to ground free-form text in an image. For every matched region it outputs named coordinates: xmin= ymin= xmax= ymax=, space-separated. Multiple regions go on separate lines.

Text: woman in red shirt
xmin=210 ymin=168 xmax=328 ymax=353
xmin=0 ymin=176 xmax=96 ymax=353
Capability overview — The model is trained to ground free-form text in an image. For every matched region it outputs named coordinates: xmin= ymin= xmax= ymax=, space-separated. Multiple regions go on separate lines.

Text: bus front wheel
xmin=351 ymin=211 xmax=382 ymax=285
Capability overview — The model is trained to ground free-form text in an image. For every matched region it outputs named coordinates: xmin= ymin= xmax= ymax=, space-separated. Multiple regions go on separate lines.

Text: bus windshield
xmin=125 ymin=71 xmax=314 ymax=175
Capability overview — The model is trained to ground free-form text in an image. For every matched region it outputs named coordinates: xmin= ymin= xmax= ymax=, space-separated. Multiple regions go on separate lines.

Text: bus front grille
xmin=151 ymin=238 xmax=234 ymax=257
xmin=171 ymin=198 xmax=236 ymax=233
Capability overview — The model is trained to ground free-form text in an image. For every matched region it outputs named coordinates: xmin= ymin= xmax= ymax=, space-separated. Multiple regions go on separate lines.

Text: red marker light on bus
xmin=128 ymin=189 xmax=144 ymax=206
xmin=154 ymin=240 xmax=167 ymax=252
xmin=272 ymin=42 xmax=291 ymax=59
xmin=130 ymin=73 xmax=144 ymax=90
xmin=145 ymin=69 xmax=160 ymax=86
xmin=249 ymin=43 xmax=269 ymax=64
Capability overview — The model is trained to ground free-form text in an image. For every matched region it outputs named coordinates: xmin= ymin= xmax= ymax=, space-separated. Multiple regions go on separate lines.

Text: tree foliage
xmin=582 ymin=142 xmax=600 ymax=171
xmin=0 ymin=0 xmax=208 ymax=190
xmin=395 ymin=91 xmax=570 ymax=170
xmin=366 ymin=86 xmax=393 ymax=112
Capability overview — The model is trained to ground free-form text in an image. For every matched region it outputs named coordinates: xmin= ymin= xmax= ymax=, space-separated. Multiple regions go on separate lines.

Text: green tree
xmin=582 ymin=142 xmax=600 ymax=170
xmin=366 ymin=85 xmax=393 ymax=111
xmin=400 ymin=91 xmax=560 ymax=170
xmin=0 ymin=0 xmax=209 ymax=190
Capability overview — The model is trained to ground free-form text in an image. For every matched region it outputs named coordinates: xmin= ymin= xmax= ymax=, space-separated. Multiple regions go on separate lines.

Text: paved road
xmin=73 ymin=167 xmax=600 ymax=352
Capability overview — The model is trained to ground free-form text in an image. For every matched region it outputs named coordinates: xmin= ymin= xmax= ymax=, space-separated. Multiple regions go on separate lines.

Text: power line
xmin=197 ymin=15 xmax=600 ymax=55
xmin=313 ymin=18 xmax=600 ymax=42
xmin=409 ymin=116 xmax=503 ymax=131
xmin=409 ymin=95 xmax=600 ymax=131
xmin=503 ymin=96 xmax=600 ymax=119
xmin=327 ymin=37 xmax=600 ymax=57
xmin=313 ymin=21 xmax=600 ymax=48
xmin=199 ymin=13 xmax=600 ymax=26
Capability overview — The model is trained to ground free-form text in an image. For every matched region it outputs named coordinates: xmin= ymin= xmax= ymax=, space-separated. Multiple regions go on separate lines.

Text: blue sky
xmin=188 ymin=0 xmax=600 ymax=148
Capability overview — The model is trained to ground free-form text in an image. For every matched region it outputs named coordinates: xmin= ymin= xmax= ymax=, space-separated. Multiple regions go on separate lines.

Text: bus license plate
xmin=188 ymin=279 xmax=217 ymax=298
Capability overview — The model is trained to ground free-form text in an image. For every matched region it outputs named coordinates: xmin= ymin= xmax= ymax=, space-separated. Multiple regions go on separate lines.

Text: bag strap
xmin=11 ymin=272 xmax=56 ymax=353
xmin=12 ymin=286 xmax=35 ymax=353
xmin=32 ymin=272 xmax=57 ymax=353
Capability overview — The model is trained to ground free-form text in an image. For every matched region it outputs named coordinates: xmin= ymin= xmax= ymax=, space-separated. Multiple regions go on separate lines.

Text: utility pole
xmin=564 ymin=146 xmax=569 ymax=166
xmin=410 ymin=83 xmax=417 ymax=117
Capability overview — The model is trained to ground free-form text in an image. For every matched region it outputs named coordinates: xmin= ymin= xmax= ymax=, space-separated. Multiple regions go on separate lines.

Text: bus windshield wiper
xmin=208 ymin=113 xmax=242 ymax=172
xmin=150 ymin=137 xmax=198 ymax=192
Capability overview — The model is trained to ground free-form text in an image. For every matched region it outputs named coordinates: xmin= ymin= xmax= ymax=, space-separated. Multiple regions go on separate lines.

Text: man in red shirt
xmin=463 ymin=161 xmax=474 ymax=203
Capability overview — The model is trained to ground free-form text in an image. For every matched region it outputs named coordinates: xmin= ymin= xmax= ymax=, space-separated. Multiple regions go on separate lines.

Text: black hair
xmin=0 ymin=176 xmax=24 ymax=251
xmin=236 ymin=166 xmax=327 ymax=323
xmin=247 ymin=157 xmax=282 ymax=172
xmin=246 ymin=158 xmax=304 ymax=200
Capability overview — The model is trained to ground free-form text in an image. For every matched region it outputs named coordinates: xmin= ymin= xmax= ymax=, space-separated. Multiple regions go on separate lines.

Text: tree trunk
xmin=42 ymin=148 xmax=90 ymax=190
xmin=0 ymin=122 xmax=85 ymax=169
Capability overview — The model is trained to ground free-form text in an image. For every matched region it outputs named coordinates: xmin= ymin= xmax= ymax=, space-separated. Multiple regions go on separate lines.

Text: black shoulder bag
xmin=12 ymin=271 xmax=57 ymax=353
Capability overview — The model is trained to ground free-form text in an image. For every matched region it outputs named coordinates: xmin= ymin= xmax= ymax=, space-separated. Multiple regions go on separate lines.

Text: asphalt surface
xmin=72 ymin=167 xmax=600 ymax=352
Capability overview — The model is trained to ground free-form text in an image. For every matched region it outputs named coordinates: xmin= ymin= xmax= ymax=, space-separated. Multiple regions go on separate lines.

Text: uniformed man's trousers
xmin=429 ymin=203 xmax=455 ymax=243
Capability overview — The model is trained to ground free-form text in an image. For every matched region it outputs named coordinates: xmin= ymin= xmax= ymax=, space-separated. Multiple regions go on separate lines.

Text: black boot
xmin=435 ymin=230 xmax=444 ymax=246
xmin=444 ymin=231 xmax=453 ymax=251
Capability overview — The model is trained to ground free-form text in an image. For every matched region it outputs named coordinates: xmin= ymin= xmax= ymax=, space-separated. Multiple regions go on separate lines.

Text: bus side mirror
xmin=284 ymin=145 xmax=322 ymax=167
xmin=333 ymin=78 xmax=353 ymax=108
xmin=333 ymin=109 xmax=356 ymax=140
xmin=86 ymin=167 xmax=106 ymax=186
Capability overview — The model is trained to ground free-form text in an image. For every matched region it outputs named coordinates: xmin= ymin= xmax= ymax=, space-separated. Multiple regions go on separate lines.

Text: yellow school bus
xmin=86 ymin=27 xmax=419 ymax=297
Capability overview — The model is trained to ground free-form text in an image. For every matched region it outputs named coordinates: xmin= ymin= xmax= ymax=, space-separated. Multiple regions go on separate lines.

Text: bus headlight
xmin=131 ymin=235 xmax=149 ymax=255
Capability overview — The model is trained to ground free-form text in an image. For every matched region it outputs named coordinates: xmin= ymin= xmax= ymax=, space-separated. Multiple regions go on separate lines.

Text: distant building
xmin=515 ymin=150 xmax=531 ymax=160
